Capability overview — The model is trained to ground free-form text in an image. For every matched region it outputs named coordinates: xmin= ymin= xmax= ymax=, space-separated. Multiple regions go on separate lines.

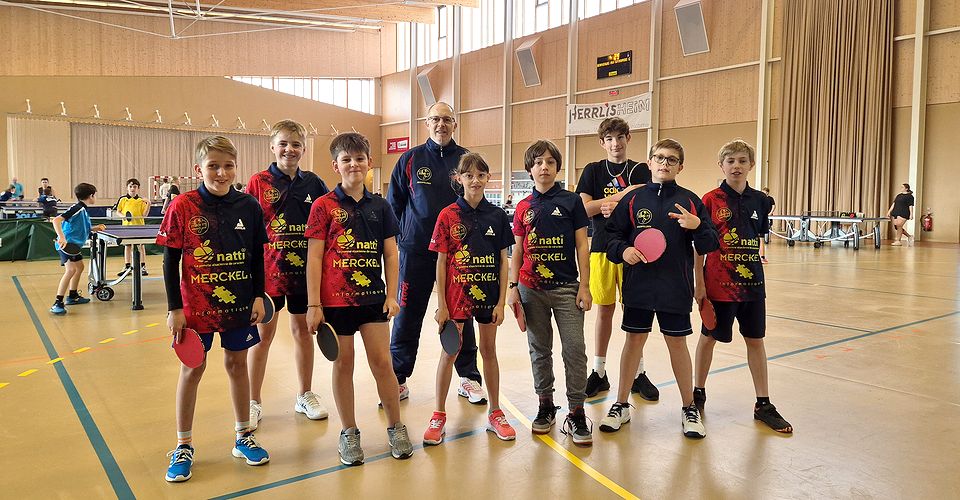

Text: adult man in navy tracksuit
xmin=387 ymin=102 xmax=486 ymax=404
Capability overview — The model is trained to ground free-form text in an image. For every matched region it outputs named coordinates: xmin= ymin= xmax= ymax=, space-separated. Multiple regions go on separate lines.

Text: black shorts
xmin=269 ymin=294 xmax=308 ymax=315
xmin=455 ymin=315 xmax=492 ymax=325
xmin=622 ymin=307 xmax=692 ymax=336
xmin=701 ymin=300 xmax=766 ymax=343
xmin=199 ymin=325 xmax=261 ymax=352
xmin=59 ymin=249 xmax=83 ymax=264
xmin=324 ymin=303 xmax=388 ymax=336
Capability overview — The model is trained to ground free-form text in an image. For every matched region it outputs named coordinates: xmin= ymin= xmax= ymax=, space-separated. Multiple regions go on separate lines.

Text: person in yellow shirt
xmin=113 ymin=178 xmax=151 ymax=276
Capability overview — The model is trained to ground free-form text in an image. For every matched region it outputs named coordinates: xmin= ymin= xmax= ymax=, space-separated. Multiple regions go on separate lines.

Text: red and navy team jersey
xmin=512 ymin=185 xmax=589 ymax=290
xmin=304 ymin=185 xmax=400 ymax=307
xmin=576 ymin=159 xmax=651 ymax=252
xmin=702 ymin=182 xmax=769 ymax=302
xmin=156 ymin=185 xmax=268 ymax=334
xmin=429 ymin=197 xmax=514 ymax=320
xmin=247 ymin=163 xmax=329 ymax=296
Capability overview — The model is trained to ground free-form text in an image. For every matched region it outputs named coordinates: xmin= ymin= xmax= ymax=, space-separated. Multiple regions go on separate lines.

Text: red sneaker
xmin=487 ymin=409 xmax=516 ymax=441
xmin=423 ymin=411 xmax=446 ymax=445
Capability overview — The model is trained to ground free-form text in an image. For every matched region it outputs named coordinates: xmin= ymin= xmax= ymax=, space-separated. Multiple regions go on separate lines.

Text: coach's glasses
xmin=651 ymin=154 xmax=681 ymax=167
xmin=426 ymin=116 xmax=456 ymax=125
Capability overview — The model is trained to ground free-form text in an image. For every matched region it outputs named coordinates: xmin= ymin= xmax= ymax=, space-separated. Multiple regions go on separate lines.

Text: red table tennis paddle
xmin=699 ymin=299 xmax=717 ymax=331
xmin=258 ymin=293 xmax=275 ymax=324
xmin=634 ymin=228 xmax=666 ymax=263
xmin=511 ymin=301 xmax=527 ymax=332
xmin=315 ymin=322 xmax=339 ymax=361
xmin=439 ymin=320 xmax=462 ymax=356
xmin=172 ymin=328 xmax=204 ymax=368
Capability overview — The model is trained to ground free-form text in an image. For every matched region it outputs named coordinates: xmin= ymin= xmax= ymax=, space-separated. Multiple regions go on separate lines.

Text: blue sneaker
xmin=50 ymin=302 xmax=66 ymax=315
xmin=64 ymin=295 xmax=91 ymax=305
xmin=165 ymin=444 xmax=194 ymax=482
xmin=232 ymin=431 xmax=269 ymax=465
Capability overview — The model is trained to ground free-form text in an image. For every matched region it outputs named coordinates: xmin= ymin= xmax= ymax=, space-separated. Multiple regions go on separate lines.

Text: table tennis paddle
xmin=172 ymin=328 xmax=204 ymax=368
xmin=634 ymin=228 xmax=666 ymax=263
xmin=699 ymin=299 xmax=717 ymax=331
xmin=315 ymin=322 xmax=339 ymax=361
xmin=59 ymin=241 xmax=82 ymax=256
xmin=258 ymin=293 xmax=275 ymax=324
xmin=511 ymin=301 xmax=527 ymax=332
xmin=439 ymin=320 xmax=462 ymax=356
xmin=124 ymin=211 xmax=133 ymax=222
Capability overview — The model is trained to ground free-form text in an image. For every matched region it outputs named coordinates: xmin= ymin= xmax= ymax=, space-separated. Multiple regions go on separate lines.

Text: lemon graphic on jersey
xmin=193 ymin=240 xmax=214 ymax=263
xmin=536 ymin=263 xmax=554 ymax=279
xmin=337 ymin=229 xmax=356 ymax=249
xmin=527 ymin=231 xmax=537 ymax=243
xmin=351 ymin=271 xmax=372 ymax=287
xmin=722 ymin=228 xmax=740 ymax=245
xmin=735 ymin=264 xmax=754 ymax=279
xmin=286 ymin=252 xmax=305 ymax=268
xmin=212 ymin=286 xmax=237 ymax=304
xmin=468 ymin=285 xmax=487 ymax=302
xmin=454 ymin=245 xmax=471 ymax=264
xmin=269 ymin=213 xmax=287 ymax=232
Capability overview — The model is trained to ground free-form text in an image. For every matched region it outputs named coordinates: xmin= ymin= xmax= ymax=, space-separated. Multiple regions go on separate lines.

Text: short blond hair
xmin=718 ymin=139 xmax=756 ymax=164
xmin=649 ymin=138 xmax=684 ymax=165
xmin=195 ymin=135 xmax=237 ymax=164
xmin=270 ymin=119 xmax=307 ymax=143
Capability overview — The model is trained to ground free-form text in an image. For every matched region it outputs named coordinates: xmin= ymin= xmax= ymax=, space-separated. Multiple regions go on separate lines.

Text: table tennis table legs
xmin=130 ymin=247 xmax=144 ymax=310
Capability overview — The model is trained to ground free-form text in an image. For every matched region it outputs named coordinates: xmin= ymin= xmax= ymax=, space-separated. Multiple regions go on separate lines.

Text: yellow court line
xmin=47 ymin=358 xmax=64 ymax=364
xmin=122 ymin=329 xmax=139 ymax=336
xmin=17 ymin=369 xmax=38 ymax=377
xmin=99 ymin=338 xmax=116 ymax=344
xmin=73 ymin=347 xmax=91 ymax=353
xmin=145 ymin=322 xmax=159 ymax=327
xmin=500 ymin=396 xmax=641 ymax=500
xmin=0 ymin=382 xmax=8 ymax=389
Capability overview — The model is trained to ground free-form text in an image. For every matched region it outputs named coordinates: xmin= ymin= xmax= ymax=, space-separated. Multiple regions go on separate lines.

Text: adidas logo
xmin=246 ymin=333 xmax=254 ymax=341
xmin=235 ymin=220 xmax=246 ymax=230
xmin=485 ymin=226 xmax=495 ymax=236
xmin=750 ymin=211 xmax=759 ymax=220
xmin=304 ymin=194 xmax=312 ymax=203
xmin=551 ymin=207 xmax=563 ymax=216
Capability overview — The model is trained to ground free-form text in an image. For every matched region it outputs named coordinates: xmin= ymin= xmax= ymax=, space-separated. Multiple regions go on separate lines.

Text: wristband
xmin=508 ymin=282 xmax=519 ymax=289
xmin=307 ymin=304 xmax=323 ymax=308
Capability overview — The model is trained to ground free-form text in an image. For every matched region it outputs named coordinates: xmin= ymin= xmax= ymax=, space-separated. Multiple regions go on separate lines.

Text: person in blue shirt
xmin=387 ymin=102 xmax=485 ymax=404
xmin=50 ymin=183 xmax=106 ymax=314
xmin=12 ymin=177 xmax=24 ymax=200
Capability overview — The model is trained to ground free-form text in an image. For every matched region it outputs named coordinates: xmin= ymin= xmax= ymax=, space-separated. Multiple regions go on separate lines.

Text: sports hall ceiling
xmin=1 ymin=0 xmax=477 ymax=34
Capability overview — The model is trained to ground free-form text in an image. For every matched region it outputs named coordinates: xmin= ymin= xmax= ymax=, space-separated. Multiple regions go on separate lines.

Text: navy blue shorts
xmin=324 ymin=303 xmax=388 ymax=336
xmin=269 ymin=294 xmax=308 ymax=315
xmin=199 ymin=325 xmax=261 ymax=352
xmin=622 ymin=307 xmax=693 ymax=336
xmin=58 ymin=249 xmax=83 ymax=264
xmin=701 ymin=300 xmax=766 ymax=343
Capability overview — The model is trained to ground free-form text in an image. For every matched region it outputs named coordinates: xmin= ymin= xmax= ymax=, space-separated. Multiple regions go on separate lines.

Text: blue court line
xmin=12 ymin=276 xmax=135 ymax=499
xmin=210 ymin=426 xmax=491 ymax=499
xmin=586 ymin=310 xmax=959 ymax=406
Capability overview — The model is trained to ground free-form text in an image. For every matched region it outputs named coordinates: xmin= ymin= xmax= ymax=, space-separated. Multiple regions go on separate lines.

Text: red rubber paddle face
xmin=173 ymin=328 xmax=204 ymax=368
xmin=699 ymin=299 xmax=717 ymax=331
xmin=511 ymin=302 xmax=527 ymax=332
xmin=316 ymin=322 xmax=340 ymax=361
xmin=439 ymin=320 xmax=463 ymax=356
xmin=634 ymin=228 xmax=666 ymax=263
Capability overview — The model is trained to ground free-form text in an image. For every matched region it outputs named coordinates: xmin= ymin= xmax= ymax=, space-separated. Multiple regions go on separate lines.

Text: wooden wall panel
xmin=920 ymin=102 xmax=960 ymax=242
xmin=415 ymin=59 xmax=454 ymax=118
xmin=381 ymin=72 xmax=411 ymax=124
xmin=576 ymin=84 xmax=650 ymax=102
xmin=512 ymin=28 xmax=568 ymax=103
xmin=660 ymin=0 xmax=760 ymax=76
xmin=380 ymin=24 xmax=398 ymax=77
xmin=458 ymin=108 xmax=502 ymax=147
xmin=511 ymin=100 xmax=566 ymax=144
xmin=658 ymin=66 xmax=758 ymax=129
xmin=460 ymin=45 xmax=504 ymax=111
xmin=930 ymin=0 xmax=960 ymax=31
xmin=0 ymin=7 xmax=382 ymax=77
xmin=576 ymin=2 xmax=651 ymax=93
xmin=658 ymin=121 xmax=758 ymax=198
xmin=893 ymin=41 xmax=914 ymax=108
xmin=772 ymin=0 xmax=783 ymax=58
xmin=769 ymin=61 xmax=782 ymax=120
xmin=927 ymin=32 xmax=960 ymax=105
xmin=896 ymin=0 xmax=917 ymax=36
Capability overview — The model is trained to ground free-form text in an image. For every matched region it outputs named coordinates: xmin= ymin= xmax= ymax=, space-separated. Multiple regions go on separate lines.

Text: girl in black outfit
xmin=886 ymin=183 xmax=915 ymax=246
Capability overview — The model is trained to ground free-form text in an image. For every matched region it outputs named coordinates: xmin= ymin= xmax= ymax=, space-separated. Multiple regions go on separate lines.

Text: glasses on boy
xmin=651 ymin=154 xmax=680 ymax=167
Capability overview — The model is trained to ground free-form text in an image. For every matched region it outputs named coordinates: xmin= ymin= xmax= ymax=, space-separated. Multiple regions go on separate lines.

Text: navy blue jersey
xmin=430 ymin=197 xmax=513 ymax=320
xmin=247 ymin=163 xmax=329 ymax=296
xmin=387 ymin=138 xmax=468 ymax=252
xmin=702 ymin=182 xmax=768 ymax=302
xmin=606 ymin=181 xmax=719 ymax=314
xmin=576 ymin=159 xmax=650 ymax=252
xmin=512 ymin=185 xmax=589 ymax=290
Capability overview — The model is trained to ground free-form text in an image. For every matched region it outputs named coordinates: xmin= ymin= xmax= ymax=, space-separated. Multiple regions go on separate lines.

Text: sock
xmin=637 ymin=357 xmax=645 ymax=376
xmin=569 ymin=403 xmax=584 ymax=414
xmin=235 ymin=421 xmax=251 ymax=439
xmin=756 ymin=397 xmax=770 ymax=407
xmin=124 ymin=263 xmax=132 ymax=268
xmin=68 ymin=290 xmax=79 ymax=299
xmin=538 ymin=394 xmax=553 ymax=406
xmin=593 ymin=356 xmax=606 ymax=377
xmin=177 ymin=430 xmax=193 ymax=446
xmin=55 ymin=295 xmax=64 ymax=304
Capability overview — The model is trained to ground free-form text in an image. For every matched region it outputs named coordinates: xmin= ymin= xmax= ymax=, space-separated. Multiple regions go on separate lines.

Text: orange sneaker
xmin=423 ymin=411 xmax=446 ymax=445
xmin=487 ymin=409 xmax=516 ymax=441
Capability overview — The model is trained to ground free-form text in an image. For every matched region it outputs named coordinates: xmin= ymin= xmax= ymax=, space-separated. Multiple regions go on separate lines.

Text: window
xmin=230 ymin=77 xmax=377 ymax=115
xmin=463 ymin=0 xmax=506 ymax=53
xmin=579 ymin=0 xmax=646 ymax=20
xmin=397 ymin=23 xmax=411 ymax=72
xmin=515 ymin=0 xmax=569 ymax=38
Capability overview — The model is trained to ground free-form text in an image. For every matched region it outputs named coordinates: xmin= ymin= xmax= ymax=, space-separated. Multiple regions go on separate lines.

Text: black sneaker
xmin=754 ymin=403 xmax=793 ymax=433
xmin=693 ymin=388 xmax=706 ymax=413
xmin=584 ymin=370 xmax=610 ymax=398
xmin=631 ymin=372 xmax=660 ymax=401
xmin=140 ymin=265 xmax=149 ymax=276
xmin=117 ymin=265 xmax=132 ymax=277
xmin=561 ymin=407 xmax=593 ymax=446
xmin=531 ymin=401 xmax=559 ymax=434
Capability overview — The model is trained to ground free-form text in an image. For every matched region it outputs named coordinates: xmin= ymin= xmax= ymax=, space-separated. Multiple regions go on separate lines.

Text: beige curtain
xmin=70 ymin=124 xmax=274 ymax=201
xmin=6 ymin=116 xmax=71 ymax=198
xmin=778 ymin=0 xmax=893 ymax=217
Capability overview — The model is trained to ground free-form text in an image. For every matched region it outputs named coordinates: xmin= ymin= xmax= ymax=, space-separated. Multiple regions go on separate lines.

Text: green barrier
xmin=0 ymin=219 xmax=31 ymax=261
xmin=0 ymin=218 xmax=163 ymax=261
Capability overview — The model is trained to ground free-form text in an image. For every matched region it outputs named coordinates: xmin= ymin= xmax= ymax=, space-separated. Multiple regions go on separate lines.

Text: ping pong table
xmin=768 ymin=214 xmax=889 ymax=250
xmin=0 ymin=201 xmax=73 ymax=219
xmin=88 ymin=224 xmax=160 ymax=310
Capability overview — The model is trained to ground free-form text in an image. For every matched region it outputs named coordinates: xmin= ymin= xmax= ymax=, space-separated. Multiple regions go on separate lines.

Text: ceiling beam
xmin=216 ymin=0 xmax=435 ymax=23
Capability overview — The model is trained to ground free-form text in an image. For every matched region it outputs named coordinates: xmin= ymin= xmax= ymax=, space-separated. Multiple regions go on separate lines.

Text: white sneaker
xmin=599 ymin=402 xmax=631 ymax=433
xmin=379 ymin=383 xmax=409 ymax=408
xmin=682 ymin=404 xmax=705 ymax=439
xmin=249 ymin=400 xmax=262 ymax=430
xmin=457 ymin=378 xmax=487 ymax=405
xmin=295 ymin=391 xmax=329 ymax=420
xmin=908 ymin=235 xmax=915 ymax=246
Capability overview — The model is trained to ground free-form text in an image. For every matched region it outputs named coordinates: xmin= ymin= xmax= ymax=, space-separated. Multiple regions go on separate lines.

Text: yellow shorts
xmin=589 ymin=252 xmax=623 ymax=306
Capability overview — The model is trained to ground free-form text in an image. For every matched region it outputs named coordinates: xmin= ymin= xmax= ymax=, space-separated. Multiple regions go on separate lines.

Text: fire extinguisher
xmin=921 ymin=209 xmax=933 ymax=232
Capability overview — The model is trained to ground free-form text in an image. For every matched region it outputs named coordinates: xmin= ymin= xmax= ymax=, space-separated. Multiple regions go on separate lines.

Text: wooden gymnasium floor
xmin=3 ymin=239 xmax=958 ymax=499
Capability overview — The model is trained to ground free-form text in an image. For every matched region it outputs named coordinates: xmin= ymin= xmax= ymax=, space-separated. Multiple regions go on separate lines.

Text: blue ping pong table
xmin=88 ymin=224 xmax=161 ymax=310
